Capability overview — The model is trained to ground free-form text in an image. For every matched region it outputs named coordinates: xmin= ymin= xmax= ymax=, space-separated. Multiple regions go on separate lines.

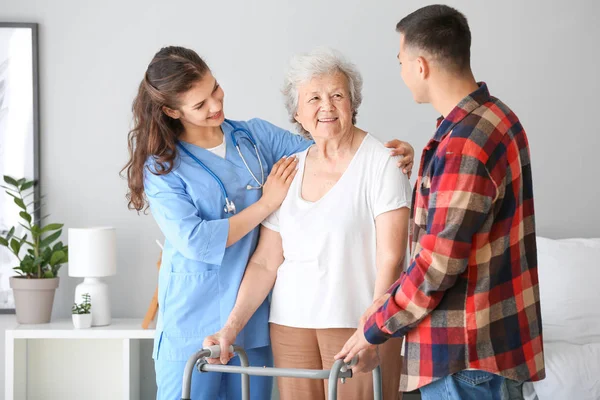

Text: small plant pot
xmin=72 ymin=314 xmax=92 ymax=329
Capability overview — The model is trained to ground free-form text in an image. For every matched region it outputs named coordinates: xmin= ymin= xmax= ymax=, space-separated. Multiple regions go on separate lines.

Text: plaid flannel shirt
xmin=364 ymin=83 xmax=545 ymax=391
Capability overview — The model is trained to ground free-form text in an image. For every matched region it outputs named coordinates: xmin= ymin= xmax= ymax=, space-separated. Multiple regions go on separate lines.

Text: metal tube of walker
xmin=183 ymin=346 xmax=379 ymax=399
xmin=199 ymin=364 xmax=352 ymax=380
xmin=233 ymin=346 xmax=250 ymax=400
xmin=327 ymin=359 xmax=345 ymax=400
xmin=181 ymin=348 xmax=211 ymax=400
xmin=327 ymin=360 xmax=383 ymax=400
xmin=372 ymin=365 xmax=383 ymax=400
xmin=181 ymin=345 xmax=249 ymax=400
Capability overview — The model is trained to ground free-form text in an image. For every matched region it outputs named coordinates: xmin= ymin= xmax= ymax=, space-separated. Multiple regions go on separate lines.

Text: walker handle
xmin=340 ymin=356 xmax=359 ymax=373
xmin=205 ymin=344 xmax=235 ymax=358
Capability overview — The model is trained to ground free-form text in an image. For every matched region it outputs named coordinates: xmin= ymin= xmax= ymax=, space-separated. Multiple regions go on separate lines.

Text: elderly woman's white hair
xmin=282 ymin=47 xmax=363 ymax=138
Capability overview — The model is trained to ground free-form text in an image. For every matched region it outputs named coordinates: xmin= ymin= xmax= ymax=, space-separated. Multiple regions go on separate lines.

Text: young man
xmin=336 ymin=5 xmax=545 ymax=399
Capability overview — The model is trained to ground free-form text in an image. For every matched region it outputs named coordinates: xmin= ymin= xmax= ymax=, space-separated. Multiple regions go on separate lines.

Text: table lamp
xmin=68 ymin=227 xmax=117 ymax=326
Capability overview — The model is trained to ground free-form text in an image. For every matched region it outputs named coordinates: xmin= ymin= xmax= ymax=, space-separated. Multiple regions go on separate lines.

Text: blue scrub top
xmin=144 ymin=118 xmax=311 ymax=361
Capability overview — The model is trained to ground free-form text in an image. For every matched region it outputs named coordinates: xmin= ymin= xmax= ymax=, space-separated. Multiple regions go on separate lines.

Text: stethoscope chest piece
xmin=224 ymin=198 xmax=236 ymax=214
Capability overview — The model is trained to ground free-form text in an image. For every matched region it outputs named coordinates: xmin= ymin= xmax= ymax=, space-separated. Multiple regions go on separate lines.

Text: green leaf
xmin=19 ymin=211 xmax=32 ymax=224
xmin=7 ymin=227 xmax=15 ymax=241
xmin=41 ymin=223 xmax=63 ymax=233
xmin=0 ymin=237 xmax=8 ymax=247
xmin=43 ymin=270 xmax=54 ymax=278
xmin=16 ymin=256 xmax=34 ymax=276
xmin=42 ymin=246 xmax=52 ymax=258
xmin=40 ymin=230 xmax=62 ymax=248
xmin=31 ymin=225 xmax=41 ymax=236
xmin=10 ymin=238 xmax=20 ymax=255
xmin=6 ymin=191 xmax=18 ymax=200
xmin=21 ymin=181 xmax=34 ymax=191
xmin=3 ymin=176 xmax=19 ymax=186
xmin=13 ymin=198 xmax=26 ymax=210
xmin=50 ymin=251 xmax=65 ymax=266
xmin=19 ymin=223 xmax=32 ymax=232
xmin=0 ymin=185 xmax=19 ymax=193
xmin=22 ymin=255 xmax=34 ymax=268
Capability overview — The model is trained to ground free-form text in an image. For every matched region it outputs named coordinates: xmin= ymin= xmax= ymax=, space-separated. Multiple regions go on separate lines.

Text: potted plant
xmin=71 ymin=293 xmax=92 ymax=329
xmin=0 ymin=176 xmax=68 ymax=324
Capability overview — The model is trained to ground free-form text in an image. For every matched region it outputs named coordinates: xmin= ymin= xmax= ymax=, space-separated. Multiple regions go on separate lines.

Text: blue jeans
xmin=419 ymin=370 xmax=524 ymax=400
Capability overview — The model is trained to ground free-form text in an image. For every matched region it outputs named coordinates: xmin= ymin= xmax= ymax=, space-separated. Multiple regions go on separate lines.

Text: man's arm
xmin=364 ymin=151 xmax=498 ymax=344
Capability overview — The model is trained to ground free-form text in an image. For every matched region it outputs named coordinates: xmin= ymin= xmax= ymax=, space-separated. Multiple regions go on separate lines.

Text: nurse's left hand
xmin=203 ymin=327 xmax=237 ymax=365
xmin=385 ymin=139 xmax=414 ymax=178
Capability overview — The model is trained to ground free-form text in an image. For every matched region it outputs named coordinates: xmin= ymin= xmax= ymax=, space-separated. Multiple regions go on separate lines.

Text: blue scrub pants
xmin=155 ymin=345 xmax=273 ymax=400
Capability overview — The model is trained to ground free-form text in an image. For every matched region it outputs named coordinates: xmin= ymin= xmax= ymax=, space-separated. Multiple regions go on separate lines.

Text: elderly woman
xmin=205 ymin=48 xmax=412 ymax=400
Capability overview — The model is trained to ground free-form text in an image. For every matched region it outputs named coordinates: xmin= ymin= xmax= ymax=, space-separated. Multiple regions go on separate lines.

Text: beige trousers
xmin=270 ymin=323 xmax=403 ymax=400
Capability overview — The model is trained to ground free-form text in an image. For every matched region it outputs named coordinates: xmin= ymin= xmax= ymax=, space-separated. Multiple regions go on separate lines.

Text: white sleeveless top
xmin=262 ymin=134 xmax=412 ymax=328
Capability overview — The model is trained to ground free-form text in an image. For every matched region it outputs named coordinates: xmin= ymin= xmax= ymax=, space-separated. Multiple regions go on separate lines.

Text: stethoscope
xmin=176 ymin=119 xmax=265 ymax=215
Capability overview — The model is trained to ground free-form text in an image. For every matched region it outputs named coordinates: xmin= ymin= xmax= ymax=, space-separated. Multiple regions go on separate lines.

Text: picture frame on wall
xmin=0 ymin=23 xmax=40 ymax=314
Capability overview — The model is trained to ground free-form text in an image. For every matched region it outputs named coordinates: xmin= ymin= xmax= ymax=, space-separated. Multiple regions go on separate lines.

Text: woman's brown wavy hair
xmin=122 ymin=46 xmax=210 ymax=212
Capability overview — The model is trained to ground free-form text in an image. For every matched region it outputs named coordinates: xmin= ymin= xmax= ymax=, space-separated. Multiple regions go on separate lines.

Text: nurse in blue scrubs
xmin=123 ymin=46 xmax=414 ymax=400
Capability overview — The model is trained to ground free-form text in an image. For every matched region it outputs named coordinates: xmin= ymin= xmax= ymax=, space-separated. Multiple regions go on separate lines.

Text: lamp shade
xmin=68 ymin=227 xmax=117 ymax=277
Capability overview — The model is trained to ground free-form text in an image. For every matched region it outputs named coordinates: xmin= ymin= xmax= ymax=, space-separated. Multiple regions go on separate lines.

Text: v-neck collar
xmin=178 ymin=122 xmax=245 ymax=169
xmin=297 ymin=133 xmax=370 ymax=205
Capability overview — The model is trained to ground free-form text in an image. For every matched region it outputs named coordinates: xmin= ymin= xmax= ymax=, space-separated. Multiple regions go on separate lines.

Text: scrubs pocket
xmin=162 ymin=270 xmax=221 ymax=338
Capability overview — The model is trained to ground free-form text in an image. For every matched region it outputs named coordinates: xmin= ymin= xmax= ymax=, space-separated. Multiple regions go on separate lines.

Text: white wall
xmin=1 ymin=0 xmax=599 ymax=396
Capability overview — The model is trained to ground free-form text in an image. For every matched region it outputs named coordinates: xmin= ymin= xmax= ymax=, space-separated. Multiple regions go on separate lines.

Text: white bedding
xmin=531 ymin=237 xmax=600 ymax=399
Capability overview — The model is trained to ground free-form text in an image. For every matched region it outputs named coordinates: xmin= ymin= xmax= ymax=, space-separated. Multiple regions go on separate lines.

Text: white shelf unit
xmin=5 ymin=318 xmax=155 ymax=400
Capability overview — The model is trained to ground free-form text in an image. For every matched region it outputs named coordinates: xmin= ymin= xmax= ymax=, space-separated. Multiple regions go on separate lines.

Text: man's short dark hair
xmin=396 ymin=5 xmax=471 ymax=73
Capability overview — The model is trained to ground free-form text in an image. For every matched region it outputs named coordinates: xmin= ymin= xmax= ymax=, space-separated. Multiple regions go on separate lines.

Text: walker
xmin=181 ymin=345 xmax=383 ymax=400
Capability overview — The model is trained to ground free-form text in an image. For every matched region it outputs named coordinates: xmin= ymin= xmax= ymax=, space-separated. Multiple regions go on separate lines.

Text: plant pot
xmin=9 ymin=277 xmax=59 ymax=324
xmin=72 ymin=313 xmax=92 ymax=329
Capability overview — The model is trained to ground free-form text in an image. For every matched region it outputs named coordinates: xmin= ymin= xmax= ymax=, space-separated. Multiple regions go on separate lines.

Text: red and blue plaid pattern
xmin=364 ymin=83 xmax=545 ymax=391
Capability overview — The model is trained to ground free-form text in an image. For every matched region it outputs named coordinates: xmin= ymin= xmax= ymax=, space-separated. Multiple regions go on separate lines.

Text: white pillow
xmin=533 ymin=236 xmax=600 ymax=400
xmin=536 ymin=236 xmax=600 ymax=343
xmin=532 ymin=341 xmax=600 ymax=400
